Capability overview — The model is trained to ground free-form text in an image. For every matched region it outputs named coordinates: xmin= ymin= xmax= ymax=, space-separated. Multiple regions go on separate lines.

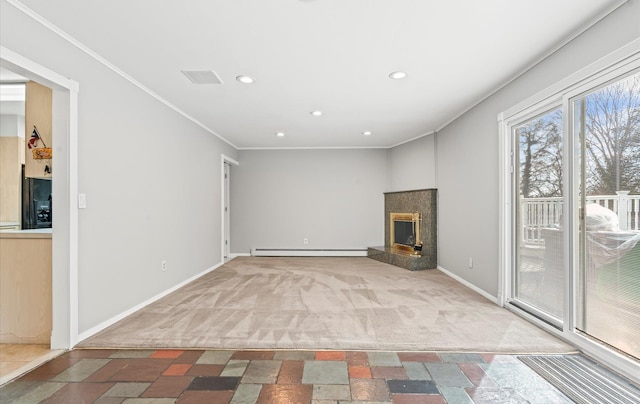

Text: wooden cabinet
xmin=24 ymin=81 xmax=52 ymax=179
xmin=0 ymin=235 xmax=52 ymax=344
xmin=0 ymin=136 xmax=23 ymax=223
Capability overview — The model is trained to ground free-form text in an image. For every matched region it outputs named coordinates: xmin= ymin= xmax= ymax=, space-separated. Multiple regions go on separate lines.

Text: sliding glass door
xmin=503 ymin=50 xmax=640 ymax=381
xmin=573 ymin=71 xmax=640 ymax=360
xmin=513 ymin=107 xmax=564 ymax=325
xmin=511 ymin=71 xmax=640 ymax=358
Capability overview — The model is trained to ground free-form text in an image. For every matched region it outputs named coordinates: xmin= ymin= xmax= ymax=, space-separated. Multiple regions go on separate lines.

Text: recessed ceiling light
xmin=276 ymin=132 xmax=285 ymax=137
xmin=310 ymin=110 xmax=323 ymax=116
xmin=363 ymin=131 xmax=372 ymax=136
xmin=389 ymin=71 xmax=407 ymax=80
xmin=236 ymin=75 xmax=255 ymax=84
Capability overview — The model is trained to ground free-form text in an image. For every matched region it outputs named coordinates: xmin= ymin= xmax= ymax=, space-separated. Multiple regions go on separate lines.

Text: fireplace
xmin=390 ymin=212 xmax=421 ymax=252
xmin=368 ymin=189 xmax=437 ymax=271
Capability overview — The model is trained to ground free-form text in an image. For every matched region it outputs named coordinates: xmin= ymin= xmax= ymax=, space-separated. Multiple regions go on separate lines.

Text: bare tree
xmin=518 ymin=109 xmax=563 ymax=198
xmin=583 ymin=73 xmax=640 ymax=195
xmin=518 ymin=73 xmax=639 ymax=212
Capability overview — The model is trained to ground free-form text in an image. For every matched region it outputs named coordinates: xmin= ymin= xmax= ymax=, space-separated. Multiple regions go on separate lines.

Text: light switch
xmin=78 ymin=193 xmax=87 ymax=209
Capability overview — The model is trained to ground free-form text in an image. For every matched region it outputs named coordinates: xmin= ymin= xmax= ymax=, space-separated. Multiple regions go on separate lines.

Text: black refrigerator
xmin=21 ymin=165 xmax=52 ymax=229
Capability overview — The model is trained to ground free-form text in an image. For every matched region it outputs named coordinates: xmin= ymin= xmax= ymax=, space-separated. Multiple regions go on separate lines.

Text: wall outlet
xmin=468 ymin=257 xmax=473 ymax=269
xmin=161 ymin=260 xmax=167 ymax=271
xmin=303 ymin=238 xmax=309 ymax=245
xmin=78 ymin=193 xmax=87 ymax=209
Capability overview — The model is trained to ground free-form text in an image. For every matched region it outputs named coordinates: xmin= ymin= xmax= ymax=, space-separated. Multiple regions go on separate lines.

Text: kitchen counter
xmin=0 ymin=228 xmax=52 ymax=239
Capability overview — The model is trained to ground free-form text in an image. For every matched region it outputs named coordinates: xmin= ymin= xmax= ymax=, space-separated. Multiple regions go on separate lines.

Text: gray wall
xmin=1 ymin=4 xmax=238 ymax=334
xmin=2 ymin=0 xmax=637 ymax=334
xmin=389 ymin=134 xmax=436 ymax=191
xmin=231 ymin=149 xmax=388 ymax=253
xmin=432 ymin=0 xmax=640 ymax=296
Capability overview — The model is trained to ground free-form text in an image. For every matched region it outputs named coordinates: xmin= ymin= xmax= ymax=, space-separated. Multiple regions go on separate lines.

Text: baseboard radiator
xmin=251 ymin=248 xmax=368 ymax=257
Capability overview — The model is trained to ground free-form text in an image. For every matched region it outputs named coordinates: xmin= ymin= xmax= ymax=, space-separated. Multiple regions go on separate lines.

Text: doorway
xmin=0 ymin=47 xmax=79 ymax=384
xmin=221 ymin=155 xmax=238 ymax=262
xmin=0 ymin=74 xmax=59 ymax=385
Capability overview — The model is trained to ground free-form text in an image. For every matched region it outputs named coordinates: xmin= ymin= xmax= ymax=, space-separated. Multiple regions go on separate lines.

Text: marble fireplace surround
xmin=368 ymin=189 xmax=437 ymax=270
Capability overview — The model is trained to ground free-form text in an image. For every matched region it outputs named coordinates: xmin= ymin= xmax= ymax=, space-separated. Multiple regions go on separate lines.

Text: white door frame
xmin=221 ymin=154 xmax=239 ymax=261
xmin=1 ymin=46 xmax=79 ymax=349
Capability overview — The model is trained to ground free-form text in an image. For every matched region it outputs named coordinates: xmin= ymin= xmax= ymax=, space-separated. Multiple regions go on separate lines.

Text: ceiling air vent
xmin=181 ymin=70 xmax=223 ymax=85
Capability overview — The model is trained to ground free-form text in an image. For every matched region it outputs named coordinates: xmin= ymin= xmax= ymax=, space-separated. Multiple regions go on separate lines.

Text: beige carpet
xmin=79 ymin=257 xmax=575 ymax=353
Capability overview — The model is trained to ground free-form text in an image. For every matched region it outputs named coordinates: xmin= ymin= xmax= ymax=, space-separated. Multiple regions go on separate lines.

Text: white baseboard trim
xmin=228 ymin=253 xmax=251 ymax=258
xmin=251 ymin=249 xmax=368 ymax=257
xmin=77 ymin=261 xmax=224 ymax=343
xmin=437 ymin=265 xmax=498 ymax=304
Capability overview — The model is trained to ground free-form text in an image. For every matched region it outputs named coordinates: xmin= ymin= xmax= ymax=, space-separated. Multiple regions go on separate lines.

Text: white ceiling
xmin=13 ymin=0 xmax=621 ymax=148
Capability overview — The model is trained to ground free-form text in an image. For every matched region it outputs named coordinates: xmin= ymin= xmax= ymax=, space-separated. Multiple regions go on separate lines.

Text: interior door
xmin=224 ymin=162 xmax=230 ymax=259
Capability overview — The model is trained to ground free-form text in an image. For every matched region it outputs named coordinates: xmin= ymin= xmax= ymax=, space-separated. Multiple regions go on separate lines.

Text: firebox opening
xmin=390 ymin=212 xmax=421 ymax=252
xmin=394 ymin=221 xmax=416 ymax=246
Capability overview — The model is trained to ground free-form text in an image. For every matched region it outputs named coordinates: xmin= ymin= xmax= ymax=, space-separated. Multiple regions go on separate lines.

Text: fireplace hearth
xmin=368 ymin=189 xmax=437 ymax=270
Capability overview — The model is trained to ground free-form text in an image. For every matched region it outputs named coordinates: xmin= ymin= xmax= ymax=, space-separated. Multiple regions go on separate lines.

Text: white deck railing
xmin=521 ymin=191 xmax=640 ymax=245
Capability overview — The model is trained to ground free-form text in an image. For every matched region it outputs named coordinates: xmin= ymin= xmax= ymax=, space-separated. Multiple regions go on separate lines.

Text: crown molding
xmin=5 ymin=0 xmax=238 ymax=149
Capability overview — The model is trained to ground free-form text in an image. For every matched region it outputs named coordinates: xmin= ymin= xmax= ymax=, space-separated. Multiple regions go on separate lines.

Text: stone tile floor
xmin=0 ymin=349 xmax=574 ymax=403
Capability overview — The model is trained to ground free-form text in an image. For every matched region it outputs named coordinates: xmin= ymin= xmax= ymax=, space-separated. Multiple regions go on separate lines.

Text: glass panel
xmin=575 ymin=72 xmax=640 ymax=360
xmin=394 ymin=221 xmax=415 ymax=246
xmin=515 ymin=107 xmax=564 ymax=321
